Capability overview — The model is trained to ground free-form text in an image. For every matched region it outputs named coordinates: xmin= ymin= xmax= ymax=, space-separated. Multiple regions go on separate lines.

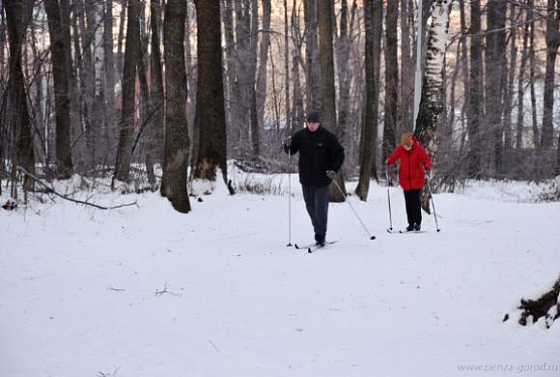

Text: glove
xmin=282 ymin=137 xmax=292 ymax=147
xmin=326 ymin=170 xmax=336 ymax=179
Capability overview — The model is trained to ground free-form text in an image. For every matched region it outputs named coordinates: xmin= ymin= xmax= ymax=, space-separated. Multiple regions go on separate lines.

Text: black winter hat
xmin=306 ymin=111 xmax=320 ymax=123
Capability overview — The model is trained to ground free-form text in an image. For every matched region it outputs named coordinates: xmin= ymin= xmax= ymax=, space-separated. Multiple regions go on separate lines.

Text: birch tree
xmin=414 ymin=0 xmax=452 ymax=211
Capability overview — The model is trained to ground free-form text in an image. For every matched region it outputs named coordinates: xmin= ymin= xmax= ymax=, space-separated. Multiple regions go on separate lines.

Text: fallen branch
xmin=155 ymin=282 xmax=182 ymax=297
xmin=18 ymin=167 xmax=138 ymax=210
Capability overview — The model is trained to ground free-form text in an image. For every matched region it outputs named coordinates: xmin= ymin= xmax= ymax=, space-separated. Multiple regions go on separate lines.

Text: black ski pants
xmin=302 ymin=184 xmax=330 ymax=238
xmin=404 ymin=189 xmax=422 ymax=226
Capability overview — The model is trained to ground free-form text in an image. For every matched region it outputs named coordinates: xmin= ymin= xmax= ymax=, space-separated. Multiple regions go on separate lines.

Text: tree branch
xmin=18 ymin=167 xmax=138 ymax=210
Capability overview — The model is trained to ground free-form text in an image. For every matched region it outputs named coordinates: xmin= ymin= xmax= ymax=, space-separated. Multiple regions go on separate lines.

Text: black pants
xmin=302 ymin=184 xmax=330 ymax=238
xmin=404 ymin=189 xmax=422 ymax=226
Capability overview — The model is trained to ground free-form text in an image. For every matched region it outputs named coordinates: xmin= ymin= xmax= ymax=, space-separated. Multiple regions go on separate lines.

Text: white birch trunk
xmin=414 ymin=0 xmax=452 ymax=155
xmin=414 ymin=0 xmax=452 ymax=213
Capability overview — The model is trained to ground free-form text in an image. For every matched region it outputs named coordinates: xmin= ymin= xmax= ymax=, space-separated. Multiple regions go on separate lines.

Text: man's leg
xmin=302 ymin=184 xmax=317 ymax=231
xmin=313 ymin=184 xmax=330 ymax=243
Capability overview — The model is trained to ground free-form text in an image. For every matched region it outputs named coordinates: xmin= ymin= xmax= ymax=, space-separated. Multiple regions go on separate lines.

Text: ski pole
xmin=331 ymin=178 xmax=376 ymax=240
xmin=287 ymin=150 xmax=293 ymax=246
xmin=386 ymin=163 xmax=393 ymax=232
xmin=426 ymin=174 xmax=440 ymax=232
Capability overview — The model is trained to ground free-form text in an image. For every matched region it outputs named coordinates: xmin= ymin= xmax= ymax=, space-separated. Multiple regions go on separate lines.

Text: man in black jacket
xmin=283 ymin=111 xmax=345 ymax=246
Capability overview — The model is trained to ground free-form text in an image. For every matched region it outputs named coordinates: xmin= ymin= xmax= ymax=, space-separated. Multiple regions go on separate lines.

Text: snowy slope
xmin=1 ymin=174 xmax=559 ymax=377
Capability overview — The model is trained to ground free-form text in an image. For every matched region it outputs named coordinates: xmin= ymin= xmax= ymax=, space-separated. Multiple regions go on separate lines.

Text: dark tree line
xmin=1 ymin=0 xmax=559 ymax=211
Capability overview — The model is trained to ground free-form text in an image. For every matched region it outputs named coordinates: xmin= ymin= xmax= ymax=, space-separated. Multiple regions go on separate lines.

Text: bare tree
xmin=540 ymin=0 xmax=560 ymax=167
xmin=115 ymin=0 xmax=140 ymax=182
xmin=502 ymin=1 xmax=518 ymax=172
xmin=485 ymin=0 xmax=506 ymax=173
xmin=103 ymin=0 xmax=117 ymax=166
xmin=4 ymin=0 xmax=36 ymax=192
xmin=304 ymin=0 xmax=320 ymax=111
xmin=147 ymin=0 xmax=164 ymax=169
xmin=161 ymin=0 xmax=191 ymax=213
xmin=516 ymin=0 xmax=531 ymax=151
xmin=317 ymin=0 xmax=345 ymax=202
xmin=255 ymin=0 xmax=272 ymax=151
xmin=355 ymin=0 xmax=382 ymax=201
xmin=44 ymin=0 xmax=74 ymax=179
xmin=468 ymin=0 xmax=483 ymax=177
xmin=193 ymin=0 xmax=228 ymax=182
xmin=382 ymin=0 xmax=398 ymax=166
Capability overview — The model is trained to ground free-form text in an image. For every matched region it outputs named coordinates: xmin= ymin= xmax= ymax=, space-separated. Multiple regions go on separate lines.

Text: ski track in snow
xmin=1 ymin=177 xmax=559 ymax=377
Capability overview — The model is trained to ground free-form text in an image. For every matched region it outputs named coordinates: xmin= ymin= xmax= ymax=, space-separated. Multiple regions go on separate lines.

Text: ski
xmin=307 ymin=241 xmax=338 ymax=253
xmin=397 ymin=229 xmax=427 ymax=234
xmin=294 ymin=240 xmax=338 ymax=253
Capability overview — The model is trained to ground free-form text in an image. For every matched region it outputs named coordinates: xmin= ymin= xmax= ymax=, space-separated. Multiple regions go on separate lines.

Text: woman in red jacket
xmin=387 ymin=133 xmax=432 ymax=231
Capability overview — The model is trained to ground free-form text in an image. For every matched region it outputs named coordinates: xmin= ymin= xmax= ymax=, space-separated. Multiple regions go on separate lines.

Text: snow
xmin=1 ymin=172 xmax=559 ymax=377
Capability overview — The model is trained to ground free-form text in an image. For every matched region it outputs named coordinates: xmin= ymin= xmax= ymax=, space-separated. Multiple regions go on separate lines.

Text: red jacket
xmin=387 ymin=138 xmax=432 ymax=190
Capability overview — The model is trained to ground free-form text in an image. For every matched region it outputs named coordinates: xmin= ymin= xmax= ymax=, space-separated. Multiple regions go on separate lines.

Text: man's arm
xmin=329 ymin=133 xmax=345 ymax=172
xmin=283 ymin=132 xmax=301 ymax=155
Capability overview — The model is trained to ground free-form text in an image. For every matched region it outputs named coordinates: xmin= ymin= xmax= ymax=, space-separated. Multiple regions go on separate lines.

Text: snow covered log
xmin=507 ymin=276 xmax=560 ymax=328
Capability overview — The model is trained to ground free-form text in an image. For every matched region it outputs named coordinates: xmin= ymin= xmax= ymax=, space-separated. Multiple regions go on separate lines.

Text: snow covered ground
xmin=1 ymin=172 xmax=559 ymax=377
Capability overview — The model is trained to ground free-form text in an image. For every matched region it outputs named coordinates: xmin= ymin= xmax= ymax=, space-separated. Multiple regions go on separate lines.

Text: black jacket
xmin=284 ymin=125 xmax=345 ymax=186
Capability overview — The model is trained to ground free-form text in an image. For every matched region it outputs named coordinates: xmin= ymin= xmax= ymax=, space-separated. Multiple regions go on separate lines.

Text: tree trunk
xmin=161 ymin=0 xmax=191 ymax=213
xmin=516 ymin=2 xmax=531 ymax=150
xmin=529 ymin=14 xmax=539 ymax=154
xmin=502 ymin=2 xmax=518 ymax=173
xmin=193 ymin=0 xmax=228 ymax=183
xmin=136 ymin=1 xmax=152 ymax=184
xmin=256 ymin=0 xmax=271 ymax=138
xmin=304 ymin=0 xmax=320 ymax=111
xmin=222 ymin=0 xmax=235 ymax=153
xmin=540 ymin=0 xmax=560 ymax=157
xmin=59 ymin=0 xmax=82 ymax=171
xmin=44 ymin=0 xmax=74 ymax=179
xmin=4 ymin=0 xmax=36 ymax=192
xmin=468 ymin=0 xmax=483 ymax=177
xmin=291 ymin=0 xmax=305 ymax=129
xmin=115 ymin=0 xmax=140 ymax=182
xmin=382 ymin=0 xmax=398 ymax=165
xmin=250 ymin=0 xmax=260 ymax=157
xmin=400 ymin=0 xmax=413 ymax=130
xmin=355 ymin=0 xmax=382 ymax=201
xmin=79 ymin=0 xmax=97 ymax=168
xmin=283 ymin=0 xmax=291 ymax=134
xmin=117 ymin=0 xmax=126 ymax=84
xmin=414 ymin=0 xmax=452 ymax=212
xmin=415 ymin=0 xmax=452 ymax=153
xmin=103 ymin=0 xmax=117 ymax=166
xmin=335 ymin=0 xmax=356 ymax=147
xmin=485 ymin=0 xmax=507 ymax=174
xmin=149 ymin=0 xmax=164 ymax=164
xmin=317 ymin=0 xmax=345 ymax=202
